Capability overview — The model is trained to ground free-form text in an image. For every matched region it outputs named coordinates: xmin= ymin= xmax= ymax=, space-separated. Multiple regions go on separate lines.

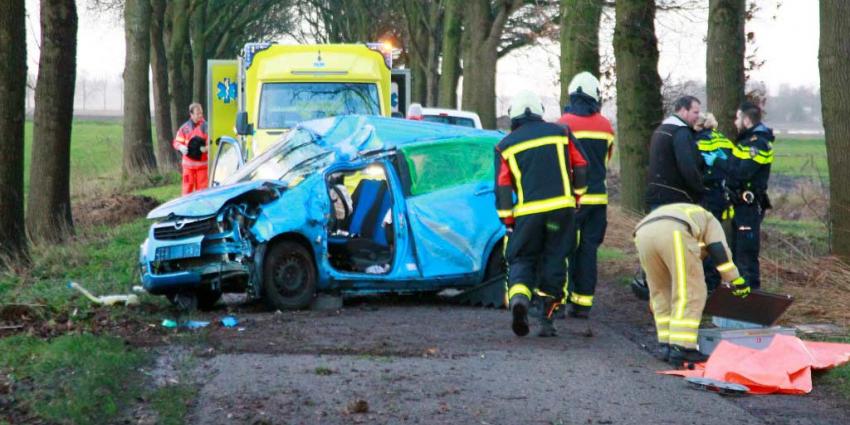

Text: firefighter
xmin=173 ymin=103 xmax=210 ymax=195
xmin=645 ymin=96 xmax=705 ymax=210
xmin=496 ymin=90 xmax=588 ymax=337
xmin=557 ymin=71 xmax=615 ymax=320
xmin=634 ymin=203 xmax=750 ymax=366
xmin=694 ymin=112 xmax=734 ymax=291
xmin=724 ymin=101 xmax=774 ymax=290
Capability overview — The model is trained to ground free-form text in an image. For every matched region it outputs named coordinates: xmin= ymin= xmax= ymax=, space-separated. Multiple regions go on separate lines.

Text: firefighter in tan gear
xmin=634 ymin=203 xmax=750 ymax=366
xmin=496 ymin=90 xmax=588 ymax=337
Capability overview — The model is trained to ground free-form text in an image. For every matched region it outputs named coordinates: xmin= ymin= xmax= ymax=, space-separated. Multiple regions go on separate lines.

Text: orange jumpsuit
xmin=173 ymin=119 xmax=209 ymax=195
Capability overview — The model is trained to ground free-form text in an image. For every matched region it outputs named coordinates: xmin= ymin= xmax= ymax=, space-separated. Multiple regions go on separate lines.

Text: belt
xmin=634 ymin=215 xmax=693 ymax=237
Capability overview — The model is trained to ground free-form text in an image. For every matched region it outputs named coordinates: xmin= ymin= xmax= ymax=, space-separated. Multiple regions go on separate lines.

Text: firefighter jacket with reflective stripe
xmin=173 ymin=119 xmax=209 ymax=169
xmin=725 ymin=123 xmax=774 ymax=196
xmin=635 ymin=203 xmax=742 ymax=284
xmin=695 ymin=129 xmax=734 ymax=186
xmin=558 ymin=112 xmax=615 ymax=205
xmin=646 ymin=115 xmax=705 ymax=206
xmin=494 ymin=117 xmax=588 ymax=222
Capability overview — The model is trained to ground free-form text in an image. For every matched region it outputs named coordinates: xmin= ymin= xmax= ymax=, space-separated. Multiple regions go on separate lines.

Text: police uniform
xmin=558 ymin=93 xmax=615 ymax=317
xmin=695 ymin=129 xmax=735 ymax=291
xmin=173 ymin=119 xmax=209 ymax=195
xmin=497 ymin=114 xmax=588 ymax=337
xmin=726 ymin=123 xmax=774 ymax=290
xmin=634 ymin=203 xmax=746 ymax=352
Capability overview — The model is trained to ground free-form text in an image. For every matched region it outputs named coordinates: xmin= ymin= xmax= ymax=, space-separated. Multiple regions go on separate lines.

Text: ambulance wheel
xmin=263 ymin=241 xmax=317 ymax=310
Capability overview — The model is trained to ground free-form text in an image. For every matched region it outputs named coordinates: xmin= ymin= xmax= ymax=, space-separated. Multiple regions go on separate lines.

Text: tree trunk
xmin=437 ymin=0 xmax=461 ymax=108
xmin=559 ymin=0 xmax=602 ymax=108
xmin=150 ymin=0 xmax=179 ymax=171
xmin=28 ymin=0 xmax=77 ymax=241
xmin=706 ymin=0 xmax=745 ymax=139
xmin=123 ymin=0 xmax=157 ymax=176
xmin=168 ymin=0 xmax=191 ymax=132
xmin=411 ymin=56 xmax=427 ymax=105
xmin=461 ymin=0 xmax=522 ymax=129
xmin=819 ymin=0 xmax=850 ymax=261
xmin=0 ymin=0 xmax=28 ymax=261
xmin=190 ymin=0 xmax=206 ymax=106
xmin=613 ymin=0 xmax=663 ymax=213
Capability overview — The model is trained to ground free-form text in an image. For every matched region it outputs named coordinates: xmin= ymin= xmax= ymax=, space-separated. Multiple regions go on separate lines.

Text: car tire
xmin=263 ymin=240 xmax=317 ymax=310
xmin=483 ymin=244 xmax=506 ymax=281
xmin=197 ymin=287 xmax=223 ymax=311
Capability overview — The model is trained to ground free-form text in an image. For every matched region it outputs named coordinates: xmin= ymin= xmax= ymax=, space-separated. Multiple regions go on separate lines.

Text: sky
xmin=24 ymin=0 xmax=821 ymax=115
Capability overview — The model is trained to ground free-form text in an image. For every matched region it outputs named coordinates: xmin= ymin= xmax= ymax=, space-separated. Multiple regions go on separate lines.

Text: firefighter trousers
xmin=732 ymin=203 xmax=763 ymax=290
xmin=506 ymin=208 xmax=576 ymax=302
xmin=567 ymin=204 xmax=607 ymax=312
xmin=634 ymin=220 xmax=707 ymax=350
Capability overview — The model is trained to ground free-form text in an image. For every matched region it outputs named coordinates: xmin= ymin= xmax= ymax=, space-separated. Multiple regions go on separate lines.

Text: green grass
xmin=598 ymin=246 xmax=628 ymax=262
xmin=0 ymin=334 xmax=147 ymax=424
xmin=149 ymin=384 xmax=197 ymax=425
xmin=762 ymin=217 xmax=829 ymax=255
xmin=771 ymin=138 xmax=828 ymax=178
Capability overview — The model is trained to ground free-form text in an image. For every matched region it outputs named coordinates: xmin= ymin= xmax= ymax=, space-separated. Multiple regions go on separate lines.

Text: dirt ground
xmin=72 ymin=193 xmax=160 ymax=228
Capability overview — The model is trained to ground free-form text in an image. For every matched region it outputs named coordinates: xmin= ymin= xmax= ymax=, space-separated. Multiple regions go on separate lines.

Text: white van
xmin=407 ymin=103 xmax=483 ymax=129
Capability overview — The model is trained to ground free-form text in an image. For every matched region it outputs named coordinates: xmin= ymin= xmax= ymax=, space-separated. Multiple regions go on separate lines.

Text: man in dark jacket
xmin=645 ymin=96 xmax=705 ymax=210
xmin=496 ymin=90 xmax=588 ymax=338
xmin=558 ymin=72 xmax=615 ymax=320
xmin=725 ymin=101 xmax=774 ymax=289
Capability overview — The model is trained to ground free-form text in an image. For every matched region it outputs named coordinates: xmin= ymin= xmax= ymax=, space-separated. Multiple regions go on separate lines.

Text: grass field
xmin=771 ymin=137 xmax=828 ymax=179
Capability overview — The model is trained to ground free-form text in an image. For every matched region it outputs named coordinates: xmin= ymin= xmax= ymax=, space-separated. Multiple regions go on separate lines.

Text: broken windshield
xmin=224 ymin=128 xmax=335 ymax=186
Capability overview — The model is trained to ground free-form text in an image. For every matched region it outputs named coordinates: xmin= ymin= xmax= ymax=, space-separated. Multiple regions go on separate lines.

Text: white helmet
xmin=508 ymin=90 xmax=545 ymax=120
xmin=568 ymin=71 xmax=601 ymax=102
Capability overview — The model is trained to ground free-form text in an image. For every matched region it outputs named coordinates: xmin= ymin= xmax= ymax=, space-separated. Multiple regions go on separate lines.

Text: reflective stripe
xmin=569 ymin=292 xmax=593 ymax=307
xmin=182 ymin=158 xmax=208 ymax=167
xmin=508 ymin=283 xmax=532 ymax=300
xmin=657 ymin=330 xmax=670 ymax=337
xmin=655 ymin=316 xmax=671 ymax=324
xmin=506 ymin=155 xmax=524 ymax=204
xmin=513 ymin=196 xmax=576 ymax=217
xmin=731 ymin=276 xmax=746 ymax=286
xmin=572 ymin=131 xmax=615 ymax=143
xmin=670 ymin=318 xmax=700 ymax=328
xmin=556 ymin=136 xmax=571 ymax=197
xmin=579 ymin=193 xmax=608 ymax=205
xmin=673 ymin=230 xmax=687 ymax=319
xmin=716 ymin=261 xmax=735 ymax=272
xmin=497 ymin=209 xmax=513 ymax=218
xmin=668 ymin=332 xmax=698 ymax=343
xmin=732 ymin=145 xmax=774 ymax=164
xmin=500 ymin=135 xmax=568 ymax=158
xmin=175 ymin=136 xmax=186 ymax=142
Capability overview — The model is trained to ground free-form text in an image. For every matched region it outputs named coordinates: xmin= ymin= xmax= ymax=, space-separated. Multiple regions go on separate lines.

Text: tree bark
xmin=190 ymin=0 xmax=207 ymax=106
xmin=168 ymin=0 xmax=192 ymax=132
xmin=0 ymin=0 xmax=28 ymax=261
xmin=559 ymin=0 xmax=602 ymax=108
xmin=613 ymin=0 xmax=663 ymax=213
xmin=819 ymin=0 xmax=850 ymax=261
xmin=706 ymin=0 xmax=745 ymax=139
xmin=410 ymin=56 xmax=427 ymax=105
xmin=150 ymin=0 xmax=179 ymax=171
xmin=461 ymin=0 xmax=522 ymax=129
xmin=437 ymin=0 xmax=461 ymax=108
xmin=123 ymin=0 xmax=157 ymax=176
xmin=28 ymin=0 xmax=78 ymax=241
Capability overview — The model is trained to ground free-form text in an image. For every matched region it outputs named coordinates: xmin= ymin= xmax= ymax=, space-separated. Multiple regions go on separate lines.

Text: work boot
xmin=536 ymin=297 xmax=560 ymax=337
xmin=567 ymin=303 xmax=590 ymax=319
xmin=509 ymin=295 xmax=530 ymax=337
xmin=668 ymin=345 xmax=709 ymax=368
xmin=654 ymin=343 xmax=671 ymax=362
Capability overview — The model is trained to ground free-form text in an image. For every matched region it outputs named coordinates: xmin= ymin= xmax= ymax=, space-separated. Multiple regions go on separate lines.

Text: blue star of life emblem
xmin=216 ymin=78 xmax=237 ymax=104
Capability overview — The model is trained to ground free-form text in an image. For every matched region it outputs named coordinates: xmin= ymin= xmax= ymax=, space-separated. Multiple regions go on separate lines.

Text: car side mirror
xmin=235 ymin=111 xmax=253 ymax=136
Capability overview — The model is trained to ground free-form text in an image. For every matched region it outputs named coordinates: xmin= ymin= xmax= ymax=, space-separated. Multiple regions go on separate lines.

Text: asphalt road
xmin=162 ymin=285 xmax=849 ymax=425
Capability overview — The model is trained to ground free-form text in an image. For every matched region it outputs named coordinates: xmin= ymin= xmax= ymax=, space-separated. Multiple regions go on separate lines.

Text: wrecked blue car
xmin=139 ymin=115 xmax=506 ymax=310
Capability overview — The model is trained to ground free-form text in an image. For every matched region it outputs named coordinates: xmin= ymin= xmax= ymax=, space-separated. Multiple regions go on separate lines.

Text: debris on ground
xmin=161 ymin=319 xmax=209 ymax=329
xmin=220 ymin=316 xmax=238 ymax=327
xmin=68 ymin=281 xmax=140 ymax=306
xmin=346 ymin=399 xmax=369 ymax=414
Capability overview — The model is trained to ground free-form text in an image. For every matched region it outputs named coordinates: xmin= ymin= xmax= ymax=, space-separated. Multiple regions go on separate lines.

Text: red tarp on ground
xmin=660 ymin=334 xmax=850 ymax=394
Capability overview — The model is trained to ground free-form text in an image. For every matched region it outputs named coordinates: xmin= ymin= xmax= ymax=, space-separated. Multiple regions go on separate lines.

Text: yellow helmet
xmin=568 ymin=71 xmax=601 ymax=102
xmin=508 ymin=90 xmax=545 ymax=120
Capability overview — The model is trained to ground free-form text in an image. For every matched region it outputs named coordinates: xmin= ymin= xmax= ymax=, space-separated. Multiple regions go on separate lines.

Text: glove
xmin=178 ymin=145 xmax=188 ymax=155
xmin=730 ymin=276 xmax=750 ymax=298
xmin=701 ymin=151 xmax=719 ymax=167
xmin=715 ymin=149 xmax=728 ymax=161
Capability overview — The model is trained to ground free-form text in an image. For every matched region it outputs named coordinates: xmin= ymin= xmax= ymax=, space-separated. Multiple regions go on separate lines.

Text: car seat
xmin=342 ymin=179 xmax=393 ymax=270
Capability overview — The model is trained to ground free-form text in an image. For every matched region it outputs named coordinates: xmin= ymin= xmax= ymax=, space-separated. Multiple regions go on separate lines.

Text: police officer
xmin=634 ymin=203 xmax=750 ymax=366
xmin=173 ymin=103 xmax=210 ymax=195
xmin=496 ymin=90 xmax=588 ymax=337
xmin=726 ymin=101 xmax=774 ymax=290
xmin=646 ymin=96 xmax=705 ymax=210
xmin=694 ymin=112 xmax=734 ymax=291
xmin=558 ymin=72 xmax=615 ymax=320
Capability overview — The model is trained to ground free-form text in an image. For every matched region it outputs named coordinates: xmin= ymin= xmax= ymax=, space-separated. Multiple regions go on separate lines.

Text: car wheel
xmin=197 ymin=287 xmax=223 ymax=311
xmin=263 ymin=240 xmax=317 ymax=310
xmin=483 ymin=244 xmax=506 ymax=281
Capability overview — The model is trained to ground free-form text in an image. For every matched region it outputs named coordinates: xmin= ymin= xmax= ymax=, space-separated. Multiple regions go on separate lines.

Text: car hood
xmin=147 ymin=180 xmax=283 ymax=220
